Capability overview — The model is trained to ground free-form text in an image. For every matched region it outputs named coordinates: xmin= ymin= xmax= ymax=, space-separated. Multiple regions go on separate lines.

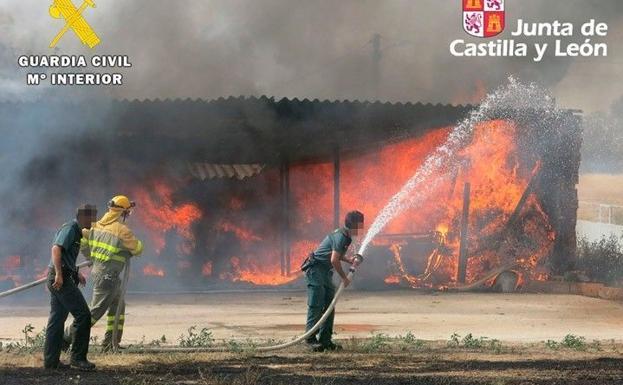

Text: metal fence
xmin=578 ymin=201 xmax=623 ymax=225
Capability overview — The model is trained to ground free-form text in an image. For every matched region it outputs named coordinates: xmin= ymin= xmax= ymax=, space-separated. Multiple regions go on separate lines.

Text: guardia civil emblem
xmin=49 ymin=0 xmax=101 ymax=49
xmin=462 ymin=0 xmax=505 ymax=38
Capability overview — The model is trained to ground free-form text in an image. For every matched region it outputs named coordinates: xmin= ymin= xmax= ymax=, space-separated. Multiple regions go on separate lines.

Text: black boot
xmin=323 ymin=341 xmax=343 ymax=351
xmin=101 ymin=331 xmax=113 ymax=352
xmin=44 ymin=361 xmax=70 ymax=370
xmin=305 ymin=336 xmax=319 ymax=345
xmin=101 ymin=330 xmax=125 ymax=352
xmin=70 ymin=359 xmax=96 ymax=371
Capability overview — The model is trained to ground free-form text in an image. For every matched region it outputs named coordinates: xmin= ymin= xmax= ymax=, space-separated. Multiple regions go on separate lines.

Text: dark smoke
xmin=0 ymin=1 xmax=621 ymax=109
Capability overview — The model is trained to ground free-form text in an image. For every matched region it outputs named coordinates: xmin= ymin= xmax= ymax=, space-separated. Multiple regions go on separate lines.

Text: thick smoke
xmin=582 ymin=96 xmax=623 ymax=173
xmin=0 ymin=1 xmax=620 ymax=290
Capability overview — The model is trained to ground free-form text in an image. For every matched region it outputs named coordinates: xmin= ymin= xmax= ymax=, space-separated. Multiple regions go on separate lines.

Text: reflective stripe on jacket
xmin=83 ymin=210 xmax=143 ymax=264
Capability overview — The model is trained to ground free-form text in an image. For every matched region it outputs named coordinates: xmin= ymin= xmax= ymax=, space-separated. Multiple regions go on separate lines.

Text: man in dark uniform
xmin=43 ymin=204 xmax=97 ymax=370
xmin=303 ymin=210 xmax=364 ymax=352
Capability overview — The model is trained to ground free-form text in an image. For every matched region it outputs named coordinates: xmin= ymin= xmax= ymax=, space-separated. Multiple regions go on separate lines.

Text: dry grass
xmin=2 ymin=339 xmax=623 ymax=385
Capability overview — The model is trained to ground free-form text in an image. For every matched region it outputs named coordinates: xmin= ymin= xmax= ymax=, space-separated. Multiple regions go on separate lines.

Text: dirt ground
xmin=2 ymin=291 xmax=623 ymax=344
xmin=4 ymin=286 xmax=623 ymax=384
xmin=577 ymin=173 xmax=623 ymax=224
xmin=578 ymin=174 xmax=623 ymax=206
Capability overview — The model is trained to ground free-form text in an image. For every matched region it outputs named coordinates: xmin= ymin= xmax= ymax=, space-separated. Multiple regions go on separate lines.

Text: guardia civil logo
xmin=49 ymin=0 xmax=101 ymax=49
xmin=463 ymin=0 xmax=505 ymax=38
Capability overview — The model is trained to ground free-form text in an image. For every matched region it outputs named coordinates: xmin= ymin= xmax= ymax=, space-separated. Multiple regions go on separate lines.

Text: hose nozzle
xmin=353 ymin=253 xmax=364 ymax=267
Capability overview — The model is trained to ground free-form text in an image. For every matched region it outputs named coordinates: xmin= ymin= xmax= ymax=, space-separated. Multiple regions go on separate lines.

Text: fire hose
xmin=138 ymin=254 xmax=365 ymax=353
xmin=0 ymin=254 xmax=365 ymax=353
xmin=0 ymin=260 xmax=93 ymax=299
xmin=0 ymin=258 xmax=128 ymax=353
xmin=112 ymin=258 xmax=131 ymax=353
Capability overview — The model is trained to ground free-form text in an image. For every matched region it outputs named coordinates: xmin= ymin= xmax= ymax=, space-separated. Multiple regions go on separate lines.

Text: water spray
xmin=357 ymin=77 xmax=557 ymax=258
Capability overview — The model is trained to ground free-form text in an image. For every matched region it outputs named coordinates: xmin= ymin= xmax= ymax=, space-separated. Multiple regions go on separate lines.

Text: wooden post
xmin=333 ymin=146 xmax=340 ymax=229
xmin=457 ymin=183 xmax=471 ymax=284
xmin=507 ymin=171 xmax=538 ymax=227
xmin=285 ymin=163 xmax=291 ymax=275
xmin=280 ymin=162 xmax=290 ymax=276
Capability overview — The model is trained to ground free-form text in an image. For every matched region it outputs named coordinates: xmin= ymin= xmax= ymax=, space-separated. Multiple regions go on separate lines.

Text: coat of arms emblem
xmin=463 ymin=0 xmax=505 ymax=38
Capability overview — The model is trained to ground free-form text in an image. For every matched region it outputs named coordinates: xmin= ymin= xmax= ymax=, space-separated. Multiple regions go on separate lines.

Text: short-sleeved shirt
xmin=48 ymin=220 xmax=82 ymax=273
xmin=312 ymin=227 xmax=352 ymax=269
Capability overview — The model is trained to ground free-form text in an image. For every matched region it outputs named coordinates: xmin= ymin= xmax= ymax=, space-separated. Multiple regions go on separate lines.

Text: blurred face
xmin=350 ymin=221 xmax=365 ymax=237
xmin=77 ymin=211 xmax=97 ymax=229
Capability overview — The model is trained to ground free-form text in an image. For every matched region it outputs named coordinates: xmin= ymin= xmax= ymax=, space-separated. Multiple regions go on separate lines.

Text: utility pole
xmin=370 ymin=33 xmax=382 ymax=100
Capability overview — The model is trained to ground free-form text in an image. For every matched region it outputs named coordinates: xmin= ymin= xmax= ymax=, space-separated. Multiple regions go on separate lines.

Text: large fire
xmin=107 ymin=119 xmax=554 ymax=289
xmin=366 ymin=120 xmax=554 ymax=288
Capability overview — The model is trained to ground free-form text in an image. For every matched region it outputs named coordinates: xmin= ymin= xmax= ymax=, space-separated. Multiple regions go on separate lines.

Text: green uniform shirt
xmin=312 ymin=227 xmax=352 ymax=269
xmin=49 ymin=220 xmax=82 ymax=273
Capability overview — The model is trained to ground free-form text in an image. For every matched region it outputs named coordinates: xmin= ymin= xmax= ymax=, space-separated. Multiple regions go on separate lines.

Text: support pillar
xmin=280 ymin=162 xmax=291 ymax=276
xmin=333 ymin=146 xmax=340 ymax=229
xmin=457 ymin=183 xmax=471 ymax=284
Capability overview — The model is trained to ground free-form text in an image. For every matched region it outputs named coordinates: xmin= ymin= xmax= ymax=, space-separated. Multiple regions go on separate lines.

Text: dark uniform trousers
xmin=305 ymin=265 xmax=336 ymax=345
xmin=44 ymin=269 xmax=91 ymax=366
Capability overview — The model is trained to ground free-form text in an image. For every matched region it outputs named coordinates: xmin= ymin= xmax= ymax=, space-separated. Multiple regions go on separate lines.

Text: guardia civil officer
xmin=43 ymin=204 xmax=97 ymax=370
xmin=302 ymin=210 xmax=364 ymax=352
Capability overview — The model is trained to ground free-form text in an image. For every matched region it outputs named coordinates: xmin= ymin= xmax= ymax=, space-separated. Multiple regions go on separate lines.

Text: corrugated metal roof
xmin=188 ymin=163 xmax=265 ymax=180
xmin=0 ymin=96 xmax=478 ymax=165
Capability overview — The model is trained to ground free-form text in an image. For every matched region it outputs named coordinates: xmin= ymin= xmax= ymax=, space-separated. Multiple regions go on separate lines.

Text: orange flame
xmin=219 ymin=256 xmax=298 ymax=286
xmin=384 ymin=275 xmax=401 ymax=285
xmin=143 ymin=263 xmax=165 ymax=277
xmin=216 ymin=220 xmax=262 ymax=242
xmin=201 ymin=261 xmax=213 ymax=277
xmin=0 ymin=255 xmax=23 ymax=287
xmin=132 ymin=181 xmax=202 ymax=254
xmin=124 ymin=119 xmax=555 ymax=288
xmin=379 ymin=120 xmax=555 ymax=288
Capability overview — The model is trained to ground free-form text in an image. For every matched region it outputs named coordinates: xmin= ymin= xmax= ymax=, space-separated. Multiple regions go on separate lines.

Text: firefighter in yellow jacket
xmin=84 ymin=195 xmax=143 ymax=350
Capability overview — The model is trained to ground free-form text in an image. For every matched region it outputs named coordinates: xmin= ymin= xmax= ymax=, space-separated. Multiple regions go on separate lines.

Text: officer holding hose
xmin=302 ymin=210 xmax=364 ymax=352
xmin=43 ymin=204 xmax=97 ymax=371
